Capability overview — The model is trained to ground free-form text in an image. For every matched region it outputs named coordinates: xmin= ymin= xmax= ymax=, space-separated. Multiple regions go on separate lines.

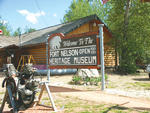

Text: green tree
xmin=0 ymin=17 xmax=11 ymax=36
xmin=62 ymin=0 xmax=111 ymax=24
xmin=62 ymin=0 xmax=95 ymax=23
xmin=91 ymin=0 xmax=112 ymax=24
xmin=107 ymin=0 xmax=150 ymax=74
xmin=24 ymin=26 xmax=36 ymax=34
xmin=13 ymin=26 xmax=36 ymax=36
xmin=13 ymin=27 xmax=21 ymax=36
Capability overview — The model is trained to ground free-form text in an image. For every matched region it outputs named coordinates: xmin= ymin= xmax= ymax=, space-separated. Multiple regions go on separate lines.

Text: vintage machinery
xmin=0 ymin=63 xmax=39 ymax=113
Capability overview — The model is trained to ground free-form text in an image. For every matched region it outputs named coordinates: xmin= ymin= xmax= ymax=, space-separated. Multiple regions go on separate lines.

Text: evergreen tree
xmin=13 ymin=27 xmax=21 ymax=36
xmin=24 ymin=26 xmax=36 ymax=34
xmin=13 ymin=27 xmax=36 ymax=36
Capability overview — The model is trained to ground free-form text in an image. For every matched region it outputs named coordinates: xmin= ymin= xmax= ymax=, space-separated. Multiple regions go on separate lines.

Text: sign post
xmin=99 ymin=24 xmax=105 ymax=91
xmin=46 ymin=36 xmax=50 ymax=82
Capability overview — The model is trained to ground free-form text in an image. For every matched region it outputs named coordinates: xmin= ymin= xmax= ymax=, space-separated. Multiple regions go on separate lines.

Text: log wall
xmin=23 ymin=44 xmax=46 ymax=65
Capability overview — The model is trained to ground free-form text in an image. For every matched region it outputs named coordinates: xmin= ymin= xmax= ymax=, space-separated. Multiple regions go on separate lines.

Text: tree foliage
xmin=107 ymin=0 xmax=150 ymax=73
xmin=62 ymin=0 xmax=112 ymax=24
xmin=13 ymin=27 xmax=21 ymax=36
xmin=13 ymin=26 xmax=36 ymax=36
xmin=0 ymin=17 xmax=11 ymax=36
xmin=62 ymin=0 xmax=95 ymax=23
xmin=92 ymin=0 xmax=112 ymax=24
xmin=24 ymin=26 xmax=36 ymax=34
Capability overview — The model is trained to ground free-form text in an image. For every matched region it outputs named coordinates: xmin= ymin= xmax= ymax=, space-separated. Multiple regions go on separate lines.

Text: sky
xmin=0 ymin=0 xmax=72 ymax=33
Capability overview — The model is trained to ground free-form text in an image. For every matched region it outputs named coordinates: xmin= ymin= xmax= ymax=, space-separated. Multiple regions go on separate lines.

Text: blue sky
xmin=0 ymin=0 xmax=72 ymax=33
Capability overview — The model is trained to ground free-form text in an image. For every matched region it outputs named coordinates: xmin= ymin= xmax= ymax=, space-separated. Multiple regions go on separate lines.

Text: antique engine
xmin=17 ymin=64 xmax=39 ymax=108
xmin=2 ymin=63 xmax=39 ymax=112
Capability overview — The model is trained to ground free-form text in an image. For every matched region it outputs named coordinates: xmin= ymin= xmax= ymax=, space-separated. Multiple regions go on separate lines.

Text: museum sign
xmin=48 ymin=32 xmax=100 ymax=69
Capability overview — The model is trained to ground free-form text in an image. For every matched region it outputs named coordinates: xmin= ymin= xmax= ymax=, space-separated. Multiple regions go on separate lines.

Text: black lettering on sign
xmin=48 ymin=33 xmax=99 ymax=68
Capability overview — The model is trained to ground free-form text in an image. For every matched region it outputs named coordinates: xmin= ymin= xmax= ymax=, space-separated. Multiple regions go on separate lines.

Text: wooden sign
xmin=48 ymin=32 xmax=100 ymax=69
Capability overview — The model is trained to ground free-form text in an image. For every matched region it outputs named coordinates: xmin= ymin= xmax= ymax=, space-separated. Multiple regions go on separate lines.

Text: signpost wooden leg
xmin=44 ymin=82 xmax=57 ymax=112
xmin=35 ymin=82 xmax=57 ymax=112
xmin=37 ymin=85 xmax=45 ymax=105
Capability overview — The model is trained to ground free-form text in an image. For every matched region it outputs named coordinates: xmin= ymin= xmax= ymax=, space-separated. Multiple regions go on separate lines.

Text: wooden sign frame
xmin=48 ymin=32 xmax=100 ymax=69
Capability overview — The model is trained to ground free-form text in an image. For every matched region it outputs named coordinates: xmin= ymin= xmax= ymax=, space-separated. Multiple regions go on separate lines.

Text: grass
xmin=106 ymin=81 xmax=118 ymax=89
xmin=42 ymin=97 xmax=49 ymax=100
xmin=0 ymin=92 xmax=5 ymax=95
xmin=129 ymin=82 xmax=150 ymax=90
xmin=0 ymin=92 xmax=5 ymax=104
xmin=53 ymin=94 xmax=150 ymax=113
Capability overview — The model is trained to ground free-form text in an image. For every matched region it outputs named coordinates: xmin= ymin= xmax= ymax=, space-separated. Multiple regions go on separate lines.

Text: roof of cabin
xmin=0 ymin=36 xmax=19 ymax=49
xmin=0 ymin=14 xmax=109 ymax=49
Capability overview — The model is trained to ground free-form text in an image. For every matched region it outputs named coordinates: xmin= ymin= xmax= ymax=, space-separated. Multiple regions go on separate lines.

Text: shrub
xmin=72 ymin=74 xmax=108 ymax=86
xmin=72 ymin=75 xmax=82 ymax=85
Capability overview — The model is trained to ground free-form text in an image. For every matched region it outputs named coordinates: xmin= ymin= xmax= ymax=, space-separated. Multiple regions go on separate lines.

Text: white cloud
xmin=53 ymin=13 xmax=57 ymax=17
xmin=18 ymin=9 xmax=45 ymax=24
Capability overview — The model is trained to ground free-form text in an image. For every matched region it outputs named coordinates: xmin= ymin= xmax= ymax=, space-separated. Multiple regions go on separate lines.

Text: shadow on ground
xmin=133 ymin=78 xmax=150 ymax=81
xmin=133 ymin=107 xmax=150 ymax=111
xmin=102 ymin=105 xmax=128 ymax=113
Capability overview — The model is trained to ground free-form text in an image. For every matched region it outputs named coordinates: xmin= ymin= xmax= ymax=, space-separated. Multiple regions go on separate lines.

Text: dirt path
xmin=56 ymin=91 xmax=150 ymax=111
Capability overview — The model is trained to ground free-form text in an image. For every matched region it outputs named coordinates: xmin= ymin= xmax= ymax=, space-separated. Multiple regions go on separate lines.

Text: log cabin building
xmin=0 ymin=14 xmax=118 ymax=69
